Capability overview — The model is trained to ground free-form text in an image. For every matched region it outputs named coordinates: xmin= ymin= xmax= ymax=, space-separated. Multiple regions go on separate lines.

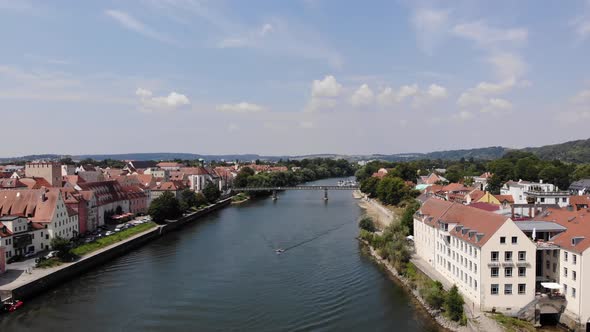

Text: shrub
xmin=422 ymin=281 xmax=446 ymax=310
xmin=359 ymin=216 xmax=376 ymax=232
xmin=444 ymin=285 xmax=465 ymax=322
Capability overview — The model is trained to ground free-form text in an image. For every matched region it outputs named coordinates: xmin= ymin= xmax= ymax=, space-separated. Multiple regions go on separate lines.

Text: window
xmin=491 ymin=251 xmax=499 ymax=261
xmin=518 ymin=267 xmax=526 ymax=277
xmin=500 ymin=236 xmax=506 ymax=244
xmin=474 ymin=264 xmax=477 ymax=273
xmin=572 ymin=288 xmax=577 ymax=298
xmin=573 ymin=254 xmax=577 ymax=265
xmin=505 ymin=267 xmax=513 ymax=277
xmin=518 ymin=251 xmax=526 ymax=261
xmin=546 ymin=260 xmax=550 ymax=269
xmin=518 ymin=284 xmax=526 ymax=295
xmin=504 ymin=284 xmax=513 ymax=295
xmin=553 ymin=263 xmax=557 ymax=273
xmin=564 ymin=267 xmax=568 ymax=277
xmin=512 ymin=236 xmax=518 ymax=244
xmin=564 ymin=284 xmax=568 ymax=294
xmin=491 ymin=284 xmax=499 ymax=295
xmin=491 ymin=267 xmax=499 ymax=277
xmin=564 ymin=252 xmax=568 ymax=262
xmin=505 ymin=251 xmax=513 ymax=261
xmin=553 ymin=250 xmax=557 ymax=258
xmin=474 ymin=280 xmax=477 ymax=290
xmin=573 ymin=271 xmax=577 ymax=281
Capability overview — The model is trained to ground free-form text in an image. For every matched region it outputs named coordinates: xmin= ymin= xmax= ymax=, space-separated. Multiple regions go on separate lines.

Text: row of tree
xmin=148 ymin=186 xmax=221 ymax=224
xmin=357 ymin=151 xmax=590 ymax=195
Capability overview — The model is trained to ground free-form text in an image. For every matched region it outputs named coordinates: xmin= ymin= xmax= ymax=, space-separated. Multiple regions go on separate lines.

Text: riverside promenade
xmin=0 ymin=198 xmax=231 ymax=301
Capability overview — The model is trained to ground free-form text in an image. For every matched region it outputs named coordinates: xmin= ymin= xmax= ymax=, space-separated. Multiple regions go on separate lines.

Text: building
xmin=417 ymin=173 xmax=448 ymax=185
xmin=25 ymin=162 xmax=63 ymax=187
xmin=181 ymin=167 xmax=216 ymax=193
xmin=76 ymin=181 xmax=129 ymax=226
xmin=156 ymin=162 xmax=183 ymax=171
xmin=413 ymin=199 xmax=537 ymax=315
xmin=0 ymin=189 xmax=79 ymax=247
xmin=569 ymin=195 xmax=590 ymax=210
xmin=568 ymin=179 xmax=590 ymax=195
xmin=372 ymin=168 xmax=389 ymax=179
xmin=501 ymin=180 xmax=569 ymax=207
xmin=121 ymin=185 xmax=148 ymax=215
xmin=0 ymin=216 xmax=49 ymax=257
xmin=151 ymin=181 xmax=185 ymax=200
xmin=0 ymin=178 xmax=28 ymax=190
xmin=123 ymin=161 xmax=158 ymax=174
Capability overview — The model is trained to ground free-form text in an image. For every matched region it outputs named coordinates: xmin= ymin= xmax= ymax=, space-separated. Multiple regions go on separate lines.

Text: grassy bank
xmin=490 ymin=313 xmax=535 ymax=332
xmin=71 ymin=222 xmax=157 ymax=257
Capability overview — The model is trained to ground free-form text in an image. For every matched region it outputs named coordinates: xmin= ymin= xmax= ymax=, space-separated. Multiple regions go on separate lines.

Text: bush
xmin=444 ymin=285 xmax=465 ymax=322
xmin=359 ymin=216 xmax=376 ymax=232
xmin=148 ymin=191 xmax=182 ymax=223
xmin=422 ymin=281 xmax=446 ymax=310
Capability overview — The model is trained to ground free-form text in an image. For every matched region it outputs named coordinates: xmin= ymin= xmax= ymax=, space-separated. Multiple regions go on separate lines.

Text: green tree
xmin=376 ymin=177 xmax=409 ymax=205
xmin=148 ymin=191 xmax=182 ymax=223
xmin=572 ymin=164 xmax=590 ymax=181
xmin=422 ymin=281 xmax=446 ymax=310
xmin=50 ymin=236 xmax=76 ymax=261
xmin=234 ymin=167 xmax=255 ymax=188
xmin=400 ymin=200 xmax=420 ymax=234
xmin=486 ymin=174 xmax=504 ymax=194
xmin=179 ymin=188 xmax=198 ymax=211
xmin=445 ymin=285 xmax=465 ymax=321
xmin=359 ymin=216 xmax=376 ymax=232
xmin=195 ymin=192 xmax=208 ymax=207
xmin=360 ymin=177 xmax=380 ymax=197
xmin=202 ymin=182 xmax=221 ymax=203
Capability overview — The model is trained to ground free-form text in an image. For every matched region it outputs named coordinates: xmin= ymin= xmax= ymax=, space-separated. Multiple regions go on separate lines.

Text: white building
xmin=414 ymin=199 xmax=537 ymax=315
xmin=501 ymin=180 xmax=569 ymax=207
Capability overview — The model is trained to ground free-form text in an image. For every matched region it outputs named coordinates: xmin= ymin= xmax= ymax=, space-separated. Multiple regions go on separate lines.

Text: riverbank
xmin=0 ymin=198 xmax=231 ymax=301
xmin=356 ymin=196 xmax=506 ymax=332
xmin=355 ymin=191 xmax=395 ymax=230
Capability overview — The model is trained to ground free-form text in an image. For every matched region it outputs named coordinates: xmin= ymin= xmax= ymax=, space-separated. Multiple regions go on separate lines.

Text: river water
xmin=0 ymin=178 xmax=441 ymax=332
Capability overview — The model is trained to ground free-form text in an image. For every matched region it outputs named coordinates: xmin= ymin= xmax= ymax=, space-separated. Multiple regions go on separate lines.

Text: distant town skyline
xmin=2 ymin=0 xmax=590 ymax=156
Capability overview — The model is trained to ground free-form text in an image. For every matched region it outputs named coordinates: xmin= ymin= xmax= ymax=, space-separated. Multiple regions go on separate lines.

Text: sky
xmin=2 ymin=0 xmax=590 ymax=157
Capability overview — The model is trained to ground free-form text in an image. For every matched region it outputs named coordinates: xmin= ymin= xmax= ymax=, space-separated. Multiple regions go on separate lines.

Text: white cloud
xmin=311 ymin=75 xmax=342 ymax=98
xmin=398 ymin=84 xmax=420 ymax=100
xmin=216 ymin=102 xmax=265 ymax=113
xmin=350 ymin=84 xmax=374 ymax=107
xmin=136 ymin=88 xmax=190 ymax=112
xmin=411 ymin=8 xmax=450 ymax=55
xmin=452 ymin=21 xmax=528 ymax=46
xmin=105 ymin=10 xmax=175 ymax=45
xmin=427 ymin=84 xmax=447 ymax=98
xmin=304 ymin=97 xmax=337 ymax=113
xmin=260 ymin=23 xmax=274 ymax=36
xmin=487 ymin=53 xmax=527 ymax=80
xmin=457 ymin=79 xmax=518 ymax=114
xmin=572 ymin=89 xmax=590 ymax=103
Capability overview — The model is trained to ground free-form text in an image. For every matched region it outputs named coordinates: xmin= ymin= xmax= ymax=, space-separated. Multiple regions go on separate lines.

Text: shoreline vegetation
xmin=357 ymin=196 xmax=470 ymax=332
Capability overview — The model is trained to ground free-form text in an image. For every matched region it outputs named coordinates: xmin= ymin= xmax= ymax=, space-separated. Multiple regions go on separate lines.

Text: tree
xmin=360 ymin=177 xmax=380 ymax=197
xmin=422 ymin=281 xmax=445 ymax=310
xmin=50 ymin=236 xmax=75 ymax=261
xmin=486 ymin=174 xmax=504 ymax=195
xmin=376 ymin=177 xmax=409 ymax=205
xmin=148 ymin=191 xmax=182 ymax=224
xmin=359 ymin=216 xmax=376 ymax=232
xmin=444 ymin=285 xmax=465 ymax=321
xmin=179 ymin=188 xmax=198 ymax=211
xmin=234 ymin=167 xmax=255 ymax=187
xmin=400 ymin=200 xmax=420 ymax=235
xmin=202 ymin=182 xmax=221 ymax=203
xmin=195 ymin=192 xmax=208 ymax=207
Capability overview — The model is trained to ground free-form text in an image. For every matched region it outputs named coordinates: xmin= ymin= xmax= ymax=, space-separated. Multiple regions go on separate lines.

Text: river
xmin=0 ymin=178 xmax=441 ymax=332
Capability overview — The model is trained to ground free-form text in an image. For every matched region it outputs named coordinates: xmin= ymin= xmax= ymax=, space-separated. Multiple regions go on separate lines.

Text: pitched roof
xmin=535 ymin=208 xmax=590 ymax=253
xmin=157 ymin=162 xmax=183 ymax=168
xmin=494 ymin=194 xmax=514 ymax=203
xmin=0 ymin=189 xmax=61 ymax=223
xmin=468 ymin=189 xmax=486 ymax=201
xmin=569 ymin=195 xmax=590 ymax=207
xmin=419 ymin=198 xmax=509 ymax=247
xmin=468 ymin=202 xmax=500 ymax=212
xmin=442 ymin=183 xmax=470 ymax=192
xmin=77 ymin=181 xmax=128 ymax=206
xmin=0 ymin=178 xmax=28 ymax=189
xmin=152 ymin=181 xmax=186 ymax=191
xmin=180 ymin=167 xmax=210 ymax=176
xmin=568 ymin=179 xmax=590 ymax=191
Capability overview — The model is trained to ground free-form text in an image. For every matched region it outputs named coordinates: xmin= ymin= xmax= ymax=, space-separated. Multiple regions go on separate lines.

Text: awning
xmin=541 ymin=282 xmax=562 ymax=290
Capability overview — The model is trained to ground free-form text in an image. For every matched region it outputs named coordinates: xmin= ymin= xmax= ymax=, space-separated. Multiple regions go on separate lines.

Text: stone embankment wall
xmin=8 ymin=198 xmax=232 ymax=300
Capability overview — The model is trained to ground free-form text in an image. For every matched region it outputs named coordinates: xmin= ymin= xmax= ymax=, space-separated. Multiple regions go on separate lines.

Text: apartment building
xmin=501 ymin=180 xmax=569 ymax=207
xmin=414 ymin=199 xmax=537 ymax=315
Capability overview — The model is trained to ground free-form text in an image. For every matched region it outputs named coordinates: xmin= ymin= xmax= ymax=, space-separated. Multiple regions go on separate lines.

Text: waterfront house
xmin=121 ymin=185 xmax=148 ymax=215
xmin=150 ymin=181 xmax=185 ymax=200
xmin=501 ymin=180 xmax=569 ymax=207
xmin=413 ymin=199 xmax=537 ymax=315
xmin=76 ymin=181 xmax=130 ymax=227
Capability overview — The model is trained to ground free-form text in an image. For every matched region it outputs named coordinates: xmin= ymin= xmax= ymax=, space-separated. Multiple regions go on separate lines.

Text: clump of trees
xmin=202 ymin=182 xmax=221 ymax=203
xmin=358 ymin=216 xmax=376 ymax=232
xmin=148 ymin=192 xmax=182 ymax=224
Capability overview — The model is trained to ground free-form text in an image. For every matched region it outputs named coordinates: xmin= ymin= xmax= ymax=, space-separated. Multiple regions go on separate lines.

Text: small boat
xmin=2 ymin=300 xmax=23 ymax=313
xmin=275 ymin=249 xmax=284 ymax=254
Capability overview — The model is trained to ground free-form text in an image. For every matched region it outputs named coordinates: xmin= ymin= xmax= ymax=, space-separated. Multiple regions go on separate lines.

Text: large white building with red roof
xmin=414 ymin=198 xmax=537 ymax=315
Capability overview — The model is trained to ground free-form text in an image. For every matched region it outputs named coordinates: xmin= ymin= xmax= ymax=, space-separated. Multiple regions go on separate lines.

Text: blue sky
xmin=2 ymin=0 xmax=590 ymax=156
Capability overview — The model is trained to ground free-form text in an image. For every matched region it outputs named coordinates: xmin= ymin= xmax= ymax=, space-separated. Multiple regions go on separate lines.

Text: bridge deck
xmin=233 ymin=185 xmax=358 ymax=191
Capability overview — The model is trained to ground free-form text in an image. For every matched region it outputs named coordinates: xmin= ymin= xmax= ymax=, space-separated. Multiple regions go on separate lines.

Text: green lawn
xmin=35 ymin=257 xmax=63 ymax=269
xmin=71 ymin=222 xmax=157 ymax=257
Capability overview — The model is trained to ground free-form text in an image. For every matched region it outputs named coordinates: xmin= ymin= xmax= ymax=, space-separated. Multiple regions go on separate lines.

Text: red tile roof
xmin=494 ymin=194 xmax=514 ymax=203
xmin=536 ymin=208 xmax=590 ymax=253
xmin=419 ymin=198 xmax=509 ymax=247
xmin=0 ymin=189 xmax=61 ymax=223
xmin=468 ymin=202 xmax=500 ymax=212
xmin=569 ymin=195 xmax=590 ymax=208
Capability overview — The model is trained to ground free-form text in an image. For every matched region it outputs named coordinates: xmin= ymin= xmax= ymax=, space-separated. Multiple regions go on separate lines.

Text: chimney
xmin=567 ymin=205 xmax=574 ymax=211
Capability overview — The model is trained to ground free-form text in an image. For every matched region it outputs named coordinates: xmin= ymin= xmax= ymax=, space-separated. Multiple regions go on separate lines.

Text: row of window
xmin=563 ymin=267 xmax=577 ymax=281
xmin=491 ymin=266 xmax=526 ymax=277
xmin=499 ymin=236 xmax=518 ymax=244
xmin=564 ymin=251 xmax=578 ymax=265
xmin=490 ymin=283 xmax=526 ymax=295
xmin=439 ymin=255 xmax=478 ymax=291
xmin=491 ymin=251 xmax=526 ymax=262
xmin=563 ymin=284 xmax=577 ymax=298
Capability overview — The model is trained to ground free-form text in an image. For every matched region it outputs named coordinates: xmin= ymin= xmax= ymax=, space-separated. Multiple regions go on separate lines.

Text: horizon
xmin=2 ymin=1 xmax=590 ymax=155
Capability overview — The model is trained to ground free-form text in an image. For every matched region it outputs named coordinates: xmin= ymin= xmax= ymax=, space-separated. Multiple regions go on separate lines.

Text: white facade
xmin=46 ymin=194 xmax=79 ymax=240
xmin=414 ymin=201 xmax=537 ymax=315
xmin=501 ymin=180 xmax=569 ymax=207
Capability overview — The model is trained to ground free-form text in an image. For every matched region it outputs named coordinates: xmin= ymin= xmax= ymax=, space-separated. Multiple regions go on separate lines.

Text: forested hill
xmin=522 ymin=138 xmax=590 ymax=163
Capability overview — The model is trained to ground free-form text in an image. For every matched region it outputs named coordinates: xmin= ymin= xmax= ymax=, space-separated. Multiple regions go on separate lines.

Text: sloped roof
xmin=0 ymin=178 xmax=27 ymax=189
xmin=419 ymin=198 xmax=509 ymax=247
xmin=494 ymin=194 xmax=514 ymax=203
xmin=569 ymin=195 xmax=590 ymax=207
xmin=0 ymin=189 xmax=60 ymax=223
xmin=535 ymin=208 xmax=590 ymax=253
xmin=569 ymin=179 xmax=590 ymax=191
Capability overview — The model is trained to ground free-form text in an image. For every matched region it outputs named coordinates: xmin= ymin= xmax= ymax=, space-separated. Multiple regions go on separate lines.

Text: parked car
xmin=105 ymin=231 xmax=114 ymax=236
xmin=7 ymin=255 xmax=23 ymax=264
xmin=114 ymin=228 xmax=121 ymax=232
xmin=24 ymin=252 xmax=35 ymax=259
xmin=44 ymin=251 xmax=59 ymax=259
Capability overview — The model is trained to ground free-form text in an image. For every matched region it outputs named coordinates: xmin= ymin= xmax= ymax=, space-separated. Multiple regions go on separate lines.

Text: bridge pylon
xmin=272 ymin=190 xmax=278 ymax=201
xmin=324 ymin=188 xmax=328 ymax=201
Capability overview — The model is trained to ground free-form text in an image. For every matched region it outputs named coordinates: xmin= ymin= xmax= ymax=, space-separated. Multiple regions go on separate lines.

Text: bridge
xmin=233 ymin=185 xmax=359 ymax=200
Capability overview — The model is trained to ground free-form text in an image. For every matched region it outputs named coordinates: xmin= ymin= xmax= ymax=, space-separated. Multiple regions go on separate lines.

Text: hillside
xmin=3 ymin=138 xmax=590 ymax=163
xmin=522 ymin=138 xmax=590 ymax=163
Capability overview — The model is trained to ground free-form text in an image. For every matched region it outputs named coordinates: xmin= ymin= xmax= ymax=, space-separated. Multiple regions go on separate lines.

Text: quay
xmin=0 ymin=198 xmax=231 ymax=301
